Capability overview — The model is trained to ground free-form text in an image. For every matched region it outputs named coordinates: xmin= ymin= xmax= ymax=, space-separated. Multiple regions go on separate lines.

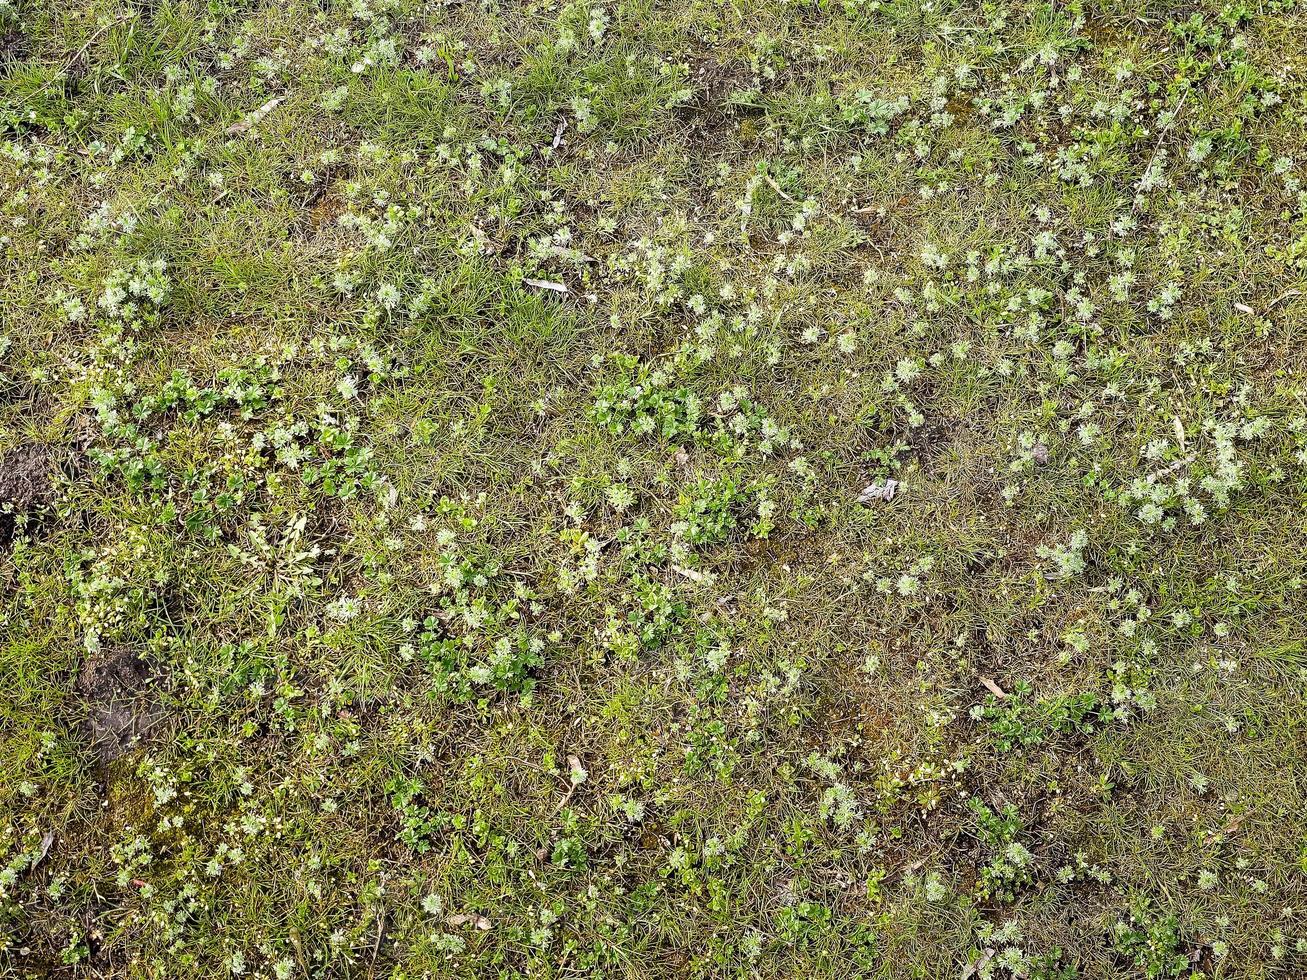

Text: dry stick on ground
xmin=1268 ymin=289 xmax=1303 ymax=310
xmin=534 ymin=755 xmax=585 ymax=861
xmin=1133 ymin=89 xmax=1189 ymax=214
xmin=226 ymin=97 xmax=285 ymax=135
xmin=762 ymin=174 xmax=796 ymax=203
xmin=370 ymin=908 xmax=386 ymax=965
xmin=27 ymin=13 xmax=131 ymax=98
xmin=550 ymin=755 xmax=584 ymax=815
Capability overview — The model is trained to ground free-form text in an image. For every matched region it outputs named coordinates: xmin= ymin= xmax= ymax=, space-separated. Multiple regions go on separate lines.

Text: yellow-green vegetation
xmin=2 ymin=0 xmax=1307 ymax=975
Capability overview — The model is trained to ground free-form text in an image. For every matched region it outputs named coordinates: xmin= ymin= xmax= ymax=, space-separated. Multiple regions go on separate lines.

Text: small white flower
xmin=327 ymin=595 xmax=361 ymax=621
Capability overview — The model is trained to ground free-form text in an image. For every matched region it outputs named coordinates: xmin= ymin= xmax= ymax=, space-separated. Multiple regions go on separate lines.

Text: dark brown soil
xmin=75 ymin=646 xmax=159 ymax=764
xmin=0 ymin=443 xmax=54 ymax=546
xmin=906 ymin=413 xmax=960 ymax=468
xmin=677 ymin=57 xmax=755 ymax=126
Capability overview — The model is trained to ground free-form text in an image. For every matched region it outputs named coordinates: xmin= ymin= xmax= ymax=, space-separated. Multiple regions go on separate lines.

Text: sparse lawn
xmin=2 ymin=0 xmax=1306 ymax=976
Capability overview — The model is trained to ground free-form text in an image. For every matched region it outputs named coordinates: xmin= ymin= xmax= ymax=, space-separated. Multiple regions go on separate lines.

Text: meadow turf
xmin=2 ymin=0 xmax=1307 ymax=976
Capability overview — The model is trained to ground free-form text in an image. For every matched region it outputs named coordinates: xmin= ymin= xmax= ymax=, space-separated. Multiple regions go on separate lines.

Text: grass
xmin=2 ymin=0 xmax=1307 ymax=976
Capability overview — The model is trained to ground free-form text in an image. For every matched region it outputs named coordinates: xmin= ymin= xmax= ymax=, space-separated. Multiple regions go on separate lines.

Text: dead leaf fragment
xmin=1204 ymin=812 xmax=1248 ymax=844
xmin=672 ymin=564 xmax=708 ymax=583
xmin=979 ymin=676 xmax=1008 ymax=699
xmin=447 ymin=913 xmax=492 ymax=931
xmin=33 ymin=832 xmax=55 ymax=869
xmin=857 ymin=479 xmax=898 ymax=504
xmin=961 ymin=948 xmax=996 ymax=979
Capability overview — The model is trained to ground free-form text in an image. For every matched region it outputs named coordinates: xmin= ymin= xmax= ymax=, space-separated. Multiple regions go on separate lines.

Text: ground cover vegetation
xmin=1 ymin=0 xmax=1306 ymax=975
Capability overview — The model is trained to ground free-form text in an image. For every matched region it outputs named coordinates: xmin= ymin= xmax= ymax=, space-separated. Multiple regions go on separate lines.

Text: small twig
xmin=550 ymin=755 xmax=584 ymax=815
xmin=370 ymin=908 xmax=386 ymax=965
xmin=899 ymin=856 xmax=928 ymax=877
xmin=27 ymin=14 xmax=131 ymax=98
xmin=1133 ymin=89 xmax=1189 ymax=213
xmin=1267 ymin=289 xmax=1302 ymax=310
xmin=534 ymin=755 xmax=586 ymax=861
xmin=762 ymin=174 xmax=796 ymax=203
xmin=226 ymin=97 xmax=285 ymax=136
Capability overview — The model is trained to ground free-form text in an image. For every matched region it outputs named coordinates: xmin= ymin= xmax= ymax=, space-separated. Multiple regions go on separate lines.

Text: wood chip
xmin=523 ymin=277 xmax=568 ymax=294
xmin=226 ymin=97 xmax=284 ymax=135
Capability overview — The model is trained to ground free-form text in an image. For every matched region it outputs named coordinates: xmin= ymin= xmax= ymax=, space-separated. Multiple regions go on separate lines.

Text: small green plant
xmin=410 ymin=545 xmax=548 ymax=700
xmin=591 ymin=355 xmax=702 ymax=442
xmin=969 ymin=799 xmax=1036 ymax=901
xmin=972 ymin=684 xmax=1103 ymax=752
xmin=673 ymin=475 xmax=773 ymax=546
xmin=1036 ymin=529 xmax=1090 ymax=579
xmin=386 ymin=776 xmax=442 ymax=853
xmin=1111 ymin=902 xmax=1191 ymax=979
